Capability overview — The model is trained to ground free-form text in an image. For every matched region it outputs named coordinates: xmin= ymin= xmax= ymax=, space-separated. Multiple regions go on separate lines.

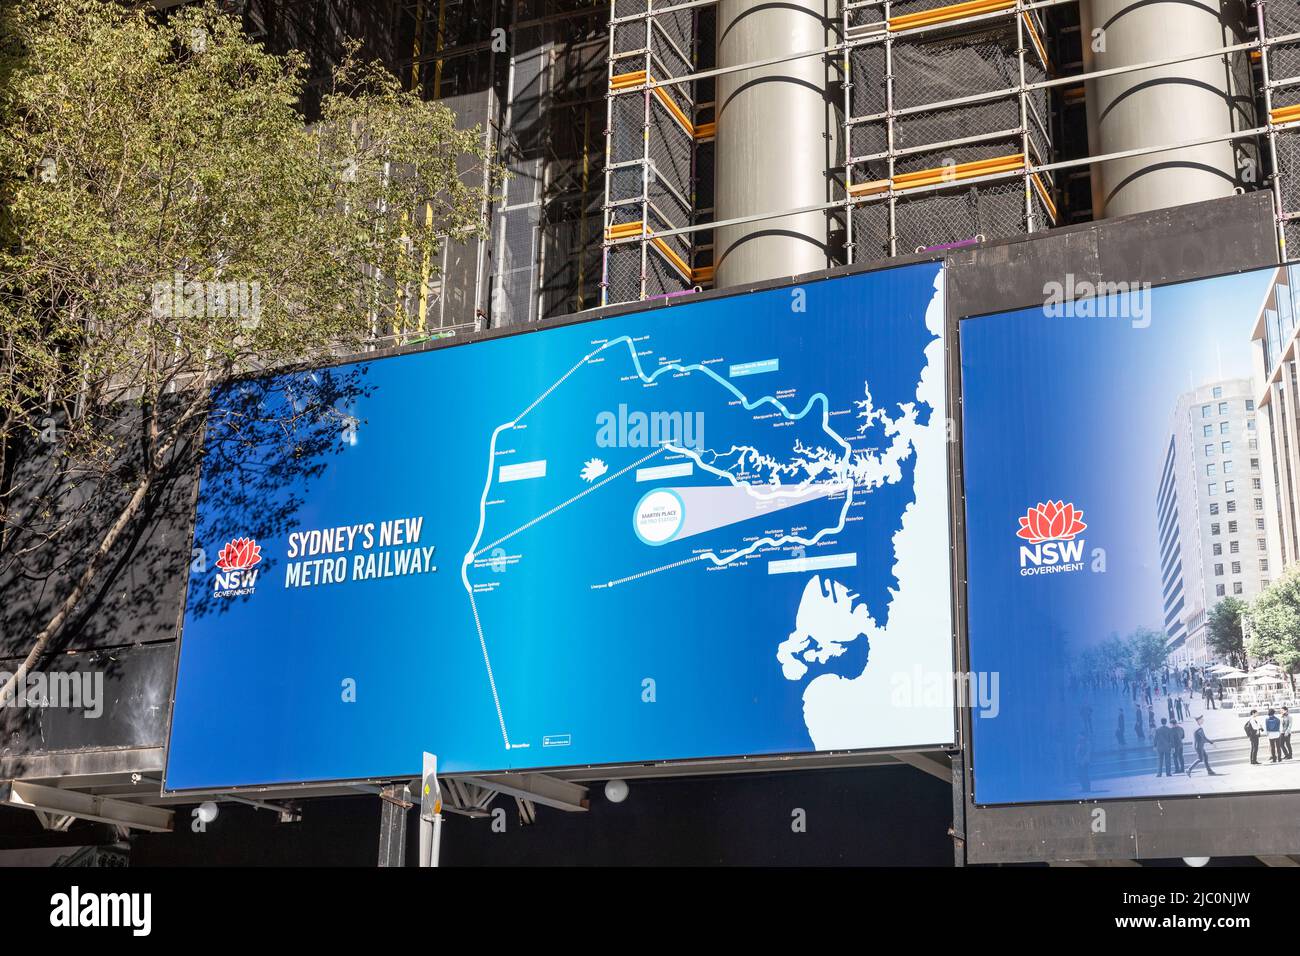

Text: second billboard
xmin=962 ymin=264 xmax=1300 ymax=804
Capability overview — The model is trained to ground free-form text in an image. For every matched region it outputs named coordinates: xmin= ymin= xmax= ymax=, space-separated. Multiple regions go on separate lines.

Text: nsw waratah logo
xmin=213 ymin=537 xmax=262 ymax=596
xmin=1017 ymin=501 xmax=1087 ymax=576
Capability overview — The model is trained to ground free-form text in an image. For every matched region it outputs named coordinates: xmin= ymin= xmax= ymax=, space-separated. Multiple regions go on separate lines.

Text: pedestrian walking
xmin=1186 ymin=716 xmax=1218 ymax=777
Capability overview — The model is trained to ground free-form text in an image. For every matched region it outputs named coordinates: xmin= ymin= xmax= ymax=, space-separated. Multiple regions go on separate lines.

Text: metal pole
xmin=431 ymin=812 xmax=444 ymax=866
xmin=419 ymin=752 xmax=444 ymax=868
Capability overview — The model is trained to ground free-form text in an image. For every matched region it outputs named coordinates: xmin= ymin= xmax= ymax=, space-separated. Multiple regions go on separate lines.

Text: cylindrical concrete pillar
xmin=713 ymin=0 xmax=838 ymax=288
xmin=1080 ymin=0 xmax=1253 ymax=218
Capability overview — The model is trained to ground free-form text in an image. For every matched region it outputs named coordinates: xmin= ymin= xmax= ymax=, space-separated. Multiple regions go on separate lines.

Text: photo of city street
xmin=963 ymin=264 xmax=1300 ymax=805
xmin=1070 ymin=667 xmax=1300 ymax=798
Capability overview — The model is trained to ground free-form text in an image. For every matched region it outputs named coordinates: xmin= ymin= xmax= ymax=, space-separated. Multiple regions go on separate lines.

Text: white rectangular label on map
xmin=767 ymin=552 xmax=859 ymax=575
xmin=499 ymin=460 xmax=548 ymax=483
xmin=636 ymin=462 xmax=694 ymax=482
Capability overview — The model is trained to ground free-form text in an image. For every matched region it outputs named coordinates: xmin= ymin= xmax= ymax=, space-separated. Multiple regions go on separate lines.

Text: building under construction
xmin=183 ymin=0 xmax=1289 ymax=325
xmin=207 ymin=0 xmax=1299 ymax=327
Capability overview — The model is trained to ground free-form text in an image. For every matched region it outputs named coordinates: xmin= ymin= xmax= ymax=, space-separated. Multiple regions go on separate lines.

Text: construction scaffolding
xmin=238 ymin=0 xmax=1300 ymax=316
xmin=1260 ymin=0 xmax=1300 ymax=257
xmin=844 ymin=0 xmax=1056 ymax=261
xmin=603 ymin=0 xmax=715 ymax=305
xmin=601 ymin=0 xmax=1058 ymax=307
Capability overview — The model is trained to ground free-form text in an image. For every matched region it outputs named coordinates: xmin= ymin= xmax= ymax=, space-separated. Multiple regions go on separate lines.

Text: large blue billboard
xmin=962 ymin=264 xmax=1300 ymax=804
xmin=164 ymin=261 xmax=956 ymax=790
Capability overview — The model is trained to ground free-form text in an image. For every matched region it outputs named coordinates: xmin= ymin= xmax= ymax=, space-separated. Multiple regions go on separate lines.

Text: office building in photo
xmin=1158 ymin=379 xmax=1279 ymax=665
xmin=1249 ymin=265 xmax=1300 ymax=572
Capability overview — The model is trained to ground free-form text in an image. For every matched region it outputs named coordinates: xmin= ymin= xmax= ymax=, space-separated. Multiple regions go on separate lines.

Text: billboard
xmin=962 ymin=264 xmax=1300 ymax=804
xmin=164 ymin=261 xmax=956 ymax=791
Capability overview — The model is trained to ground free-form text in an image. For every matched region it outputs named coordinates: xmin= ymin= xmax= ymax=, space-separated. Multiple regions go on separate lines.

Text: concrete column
xmin=714 ymin=0 xmax=838 ymax=287
xmin=1080 ymin=0 xmax=1252 ymax=218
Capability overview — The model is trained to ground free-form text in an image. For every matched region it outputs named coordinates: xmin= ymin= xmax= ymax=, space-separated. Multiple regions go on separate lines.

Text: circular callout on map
xmin=633 ymin=488 xmax=685 ymax=546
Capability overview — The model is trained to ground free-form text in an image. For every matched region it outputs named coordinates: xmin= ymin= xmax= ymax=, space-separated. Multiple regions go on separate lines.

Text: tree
xmin=1100 ymin=633 xmax=1132 ymax=679
xmin=0 ymin=0 xmax=500 ymax=702
xmin=1246 ymin=565 xmax=1300 ymax=676
xmin=1126 ymin=626 xmax=1168 ymax=678
xmin=1206 ymin=597 xmax=1248 ymax=669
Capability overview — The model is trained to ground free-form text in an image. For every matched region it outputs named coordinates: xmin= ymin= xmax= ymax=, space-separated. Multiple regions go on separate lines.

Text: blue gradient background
xmin=165 ymin=262 xmax=948 ymax=790
xmin=961 ymin=268 xmax=1276 ymax=804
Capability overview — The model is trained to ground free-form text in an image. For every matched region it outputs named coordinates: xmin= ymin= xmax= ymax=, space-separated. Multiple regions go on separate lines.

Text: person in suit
xmin=1115 ymin=707 xmax=1126 ymax=747
xmin=1171 ymin=720 xmax=1186 ymax=773
xmin=1282 ymin=707 xmax=1293 ymax=760
xmin=1186 ymin=716 xmax=1217 ymax=777
xmin=1154 ymin=718 xmax=1173 ymax=777
xmin=1175 ymin=696 xmax=1185 ymax=721
xmin=1134 ymin=704 xmax=1145 ymax=742
xmin=1246 ymin=709 xmax=1262 ymax=765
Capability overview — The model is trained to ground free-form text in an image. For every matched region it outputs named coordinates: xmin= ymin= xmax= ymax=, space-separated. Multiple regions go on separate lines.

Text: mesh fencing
xmin=610 ymin=93 xmax=646 ymax=165
xmin=892 ymin=179 xmax=1023 ymax=252
xmin=894 ymin=99 xmax=1020 ymax=152
xmin=851 ymin=202 xmax=892 ymax=263
xmin=604 ymin=244 xmax=643 ymax=304
xmin=893 ymin=137 xmax=1021 ymax=175
xmin=852 ymin=177 xmax=1027 ymax=261
xmin=1268 ymin=0 xmax=1300 ymax=37
xmin=613 ymin=20 xmax=647 ymax=55
xmin=1278 ymin=131 xmax=1300 ymax=214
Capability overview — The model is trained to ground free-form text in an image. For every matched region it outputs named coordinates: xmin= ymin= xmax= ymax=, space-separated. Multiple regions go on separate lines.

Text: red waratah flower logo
xmin=216 ymin=537 xmax=262 ymax=572
xmin=1016 ymin=501 xmax=1087 ymax=543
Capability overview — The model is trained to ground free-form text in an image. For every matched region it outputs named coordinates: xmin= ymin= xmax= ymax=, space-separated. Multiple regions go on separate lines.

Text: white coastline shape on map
xmin=795 ymin=270 xmax=955 ymax=750
xmin=777 ymin=576 xmax=880 ymax=681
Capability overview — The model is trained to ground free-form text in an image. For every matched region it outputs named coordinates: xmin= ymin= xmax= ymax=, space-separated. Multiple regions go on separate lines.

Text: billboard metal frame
xmin=161 ymin=250 xmax=963 ymax=798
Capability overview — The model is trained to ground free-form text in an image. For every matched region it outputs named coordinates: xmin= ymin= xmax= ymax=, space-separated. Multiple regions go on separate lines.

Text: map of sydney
xmin=167 ymin=261 xmax=955 ymax=789
xmin=461 ymin=264 xmax=954 ymax=762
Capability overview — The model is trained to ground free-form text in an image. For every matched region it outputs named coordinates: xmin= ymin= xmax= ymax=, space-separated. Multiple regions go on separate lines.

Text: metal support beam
xmin=1 ymin=780 xmax=172 ymax=833
xmin=459 ymin=773 xmax=589 ymax=812
xmin=893 ymin=750 xmax=953 ymax=782
xmin=377 ymin=784 xmax=411 ymax=868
